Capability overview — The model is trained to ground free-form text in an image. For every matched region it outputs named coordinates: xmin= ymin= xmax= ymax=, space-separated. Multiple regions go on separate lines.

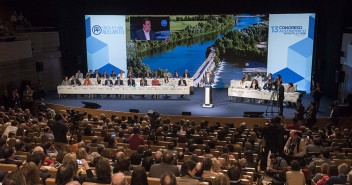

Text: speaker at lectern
xmin=202 ymin=72 xmax=214 ymax=108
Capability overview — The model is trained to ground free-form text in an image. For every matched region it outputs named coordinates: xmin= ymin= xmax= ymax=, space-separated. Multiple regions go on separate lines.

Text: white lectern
xmin=202 ymin=85 xmax=213 ymax=108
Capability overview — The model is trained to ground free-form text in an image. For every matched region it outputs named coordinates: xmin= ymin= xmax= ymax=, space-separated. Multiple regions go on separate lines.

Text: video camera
xmin=66 ymin=109 xmax=87 ymax=125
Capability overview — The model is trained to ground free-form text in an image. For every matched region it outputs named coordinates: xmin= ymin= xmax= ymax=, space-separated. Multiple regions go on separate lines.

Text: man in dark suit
xmin=277 ymin=80 xmax=285 ymax=117
xmin=70 ymin=76 xmax=81 ymax=86
xmin=50 ymin=113 xmax=68 ymax=144
xmin=127 ymin=77 xmax=136 ymax=87
xmin=204 ymin=72 xmax=214 ymax=86
xmin=140 ymin=77 xmax=148 ymax=86
xmin=149 ymin=151 xmax=180 ymax=178
xmin=153 ymin=70 xmax=159 ymax=78
xmin=263 ymin=79 xmax=273 ymax=91
xmin=135 ymin=18 xmax=156 ymax=41
xmin=135 ymin=69 xmax=144 ymax=78
xmin=178 ymin=77 xmax=187 ymax=86
xmin=104 ymin=77 xmax=113 ymax=86
xmin=114 ymin=77 xmax=124 ymax=86
xmin=183 ymin=69 xmax=191 ymax=78
xmin=145 ymin=70 xmax=153 ymax=78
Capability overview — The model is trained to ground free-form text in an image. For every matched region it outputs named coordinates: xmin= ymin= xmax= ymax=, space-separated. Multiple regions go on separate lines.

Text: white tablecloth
xmin=228 ymin=88 xmax=300 ymax=102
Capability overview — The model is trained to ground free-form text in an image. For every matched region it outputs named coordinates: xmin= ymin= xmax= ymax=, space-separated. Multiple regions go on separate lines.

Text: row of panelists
xmin=61 ymin=76 xmax=191 ymax=87
xmin=73 ymin=69 xmax=192 ymax=80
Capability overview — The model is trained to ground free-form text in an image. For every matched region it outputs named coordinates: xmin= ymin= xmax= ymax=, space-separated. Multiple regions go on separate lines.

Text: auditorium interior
xmin=0 ymin=0 xmax=352 ymax=185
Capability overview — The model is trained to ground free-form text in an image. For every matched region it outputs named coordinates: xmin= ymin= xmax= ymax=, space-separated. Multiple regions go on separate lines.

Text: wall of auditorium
xmin=0 ymin=32 xmax=63 ymax=91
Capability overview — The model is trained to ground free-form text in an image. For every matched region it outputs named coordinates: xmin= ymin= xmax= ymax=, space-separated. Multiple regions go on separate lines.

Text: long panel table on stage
xmin=228 ymin=88 xmax=300 ymax=102
xmin=57 ymin=85 xmax=191 ymax=98
xmin=77 ymin=78 xmax=194 ymax=87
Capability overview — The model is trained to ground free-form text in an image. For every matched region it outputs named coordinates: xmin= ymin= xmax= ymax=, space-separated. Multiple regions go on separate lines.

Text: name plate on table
xmin=82 ymin=87 xmax=88 ymax=90
xmin=97 ymin=87 xmax=104 ymax=90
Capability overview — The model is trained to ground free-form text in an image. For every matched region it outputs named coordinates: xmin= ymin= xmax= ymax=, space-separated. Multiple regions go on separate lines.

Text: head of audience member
xmin=338 ymin=163 xmax=349 ymax=175
xmin=142 ymin=157 xmax=154 ymax=172
xmin=3 ymin=147 xmax=16 ymax=160
xmin=76 ymin=147 xmax=87 ymax=160
xmin=22 ymin=162 xmax=40 ymax=185
xmin=321 ymin=163 xmax=329 ymax=175
xmin=160 ymin=172 xmax=177 ymax=185
xmin=96 ymin=158 xmax=112 ymax=183
xmin=2 ymin=170 xmax=26 ymax=185
xmin=130 ymin=152 xmax=142 ymax=165
xmin=290 ymin=160 xmax=301 ymax=171
xmin=162 ymin=151 xmax=174 ymax=165
xmin=328 ymin=164 xmax=339 ymax=177
xmin=180 ymin=160 xmax=197 ymax=177
xmin=227 ymin=165 xmax=242 ymax=183
xmin=154 ymin=150 xmax=163 ymax=164
xmin=203 ymin=157 xmax=213 ymax=171
xmin=116 ymin=158 xmax=131 ymax=173
xmin=56 ymin=165 xmax=75 ymax=185
xmin=131 ymin=166 xmax=148 ymax=185
xmin=111 ymin=172 xmax=128 ymax=185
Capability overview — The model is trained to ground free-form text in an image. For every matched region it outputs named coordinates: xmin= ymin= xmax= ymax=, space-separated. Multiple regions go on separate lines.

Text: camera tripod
xmin=265 ymin=90 xmax=279 ymax=116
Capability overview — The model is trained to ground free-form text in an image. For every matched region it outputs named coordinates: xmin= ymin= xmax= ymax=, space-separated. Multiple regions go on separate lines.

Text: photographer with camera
xmin=283 ymin=130 xmax=306 ymax=164
xmin=50 ymin=113 xmax=68 ymax=144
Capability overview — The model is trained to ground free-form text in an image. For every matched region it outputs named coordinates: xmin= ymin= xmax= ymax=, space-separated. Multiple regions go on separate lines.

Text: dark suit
xmin=204 ymin=76 xmax=214 ymax=85
xmin=135 ymin=72 xmax=144 ymax=78
xmin=263 ymin=83 xmax=272 ymax=91
xmin=70 ymin=79 xmax=81 ymax=86
xmin=114 ymin=80 xmax=124 ymax=86
xmin=50 ymin=120 xmax=68 ymax=143
xmin=104 ymin=80 xmax=113 ymax=86
xmin=145 ymin=72 xmax=152 ymax=78
xmin=178 ymin=80 xmax=187 ymax=86
xmin=135 ymin=29 xmax=156 ymax=40
xmin=128 ymin=79 xmax=136 ymax=87
xmin=149 ymin=163 xmax=180 ymax=178
xmin=278 ymin=84 xmax=285 ymax=116
xmin=140 ymin=79 xmax=148 ymax=86
xmin=183 ymin=72 xmax=191 ymax=78
xmin=153 ymin=72 xmax=159 ymax=78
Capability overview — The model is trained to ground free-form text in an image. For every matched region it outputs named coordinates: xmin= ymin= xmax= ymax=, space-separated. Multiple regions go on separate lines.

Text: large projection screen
xmin=267 ymin=13 xmax=315 ymax=92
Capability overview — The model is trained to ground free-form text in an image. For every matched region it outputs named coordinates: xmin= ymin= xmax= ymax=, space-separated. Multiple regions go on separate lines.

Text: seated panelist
xmin=114 ymin=77 xmax=124 ymax=86
xmin=83 ymin=77 xmax=92 ymax=86
xmin=178 ymin=77 xmax=187 ymax=86
xmin=140 ymin=77 xmax=148 ymax=86
xmin=105 ymin=77 xmax=113 ymax=86
xmin=152 ymin=76 xmax=160 ymax=86
xmin=70 ymin=76 xmax=81 ymax=86
xmin=127 ymin=76 xmax=136 ymax=87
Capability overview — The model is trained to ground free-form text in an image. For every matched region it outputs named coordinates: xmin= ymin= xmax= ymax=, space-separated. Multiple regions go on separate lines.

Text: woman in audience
xmin=131 ymin=166 xmax=148 ymax=185
xmin=21 ymin=161 xmax=41 ymax=185
xmin=312 ymin=163 xmax=329 ymax=184
xmin=76 ymin=147 xmax=88 ymax=160
xmin=286 ymin=160 xmax=305 ymax=185
xmin=87 ymin=158 xmax=111 ymax=184
xmin=56 ymin=165 xmax=75 ymax=185
xmin=212 ymin=158 xmax=230 ymax=185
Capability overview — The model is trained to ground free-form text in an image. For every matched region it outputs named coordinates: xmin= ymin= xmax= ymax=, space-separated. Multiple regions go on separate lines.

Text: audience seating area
xmin=0 ymin=101 xmax=352 ymax=185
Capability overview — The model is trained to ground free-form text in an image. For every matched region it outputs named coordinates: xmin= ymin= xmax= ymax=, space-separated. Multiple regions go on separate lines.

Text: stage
xmin=45 ymin=88 xmax=332 ymax=118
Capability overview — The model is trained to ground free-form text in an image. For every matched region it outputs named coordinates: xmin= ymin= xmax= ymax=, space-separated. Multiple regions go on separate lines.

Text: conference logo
xmin=161 ymin=19 xmax=168 ymax=27
xmin=92 ymin=25 xmax=125 ymax=35
xmin=271 ymin=25 xmax=307 ymax=36
xmin=92 ymin=25 xmax=102 ymax=35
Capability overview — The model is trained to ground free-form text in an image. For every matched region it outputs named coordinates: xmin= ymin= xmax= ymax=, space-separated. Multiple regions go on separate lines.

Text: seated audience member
xmin=83 ymin=77 xmax=92 ymax=86
xmin=21 ymin=161 xmax=41 ymax=185
xmin=227 ymin=165 xmax=242 ymax=185
xmin=177 ymin=160 xmax=199 ymax=185
xmin=308 ymin=150 xmax=332 ymax=177
xmin=286 ymin=160 xmax=305 ymax=185
xmin=160 ymin=172 xmax=177 ymax=185
xmin=202 ymin=157 xmax=220 ymax=185
xmin=149 ymin=151 xmax=180 ymax=178
xmin=104 ymin=77 xmax=113 ymax=86
xmin=114 ymin=76 xmax=124 ymax=86
xmin=87 ymin=158 xmax=112 ymax=184
xmin=111 ymin=172 xmax=128 ymax=185
xmin=324 ymin=163 xmax=349 ymax=185
xmin=305 ymin=138 xmax=322 ymax=154
xmin=266 ymin=153 xmax=287 ymax=182
xmin=1 ymin=146 xmax=22 ymax=167
xmin=56 ymin=165 xmax=75 ymax=185
xmin=70 ymin=76 xmax=81 ymax=86
xmin=2 ymin=170 xmax=26 ymax=185
xmin=128 ymin=127 xmax=144 ymax=150
xmin=142 ymin=156 xmax=155 ymax=172
xmin=140 ymin=77 xmax=148 ymax=86
xmin=62 ymin=76 xmax=70 ymax=86
xmin=86 ymin=136 xmax=105 ymax=149
xmin=312 ymin=163 xmax=329 ymax=184
xmin=131 ymin=166 xmax=148 ymax=185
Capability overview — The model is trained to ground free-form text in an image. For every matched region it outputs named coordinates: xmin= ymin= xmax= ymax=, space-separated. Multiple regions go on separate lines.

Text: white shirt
xmin=144 ymin=30 xmax=150 ymax=40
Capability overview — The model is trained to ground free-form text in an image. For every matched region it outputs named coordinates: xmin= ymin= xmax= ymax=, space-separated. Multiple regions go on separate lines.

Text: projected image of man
xmin=135 ymin=18 xmax=156 ymax=41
